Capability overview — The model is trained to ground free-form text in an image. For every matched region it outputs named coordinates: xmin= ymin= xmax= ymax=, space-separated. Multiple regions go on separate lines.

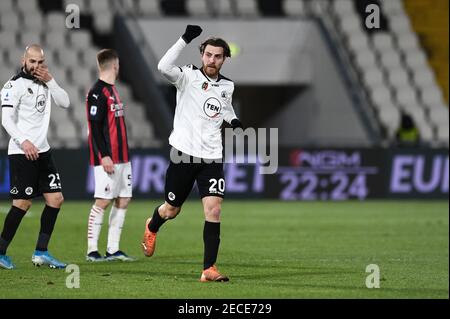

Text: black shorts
xmin=8 ymin=150 xmax=62 ymax=199
xmin=164 ymin=150 xmax=225 ymax=207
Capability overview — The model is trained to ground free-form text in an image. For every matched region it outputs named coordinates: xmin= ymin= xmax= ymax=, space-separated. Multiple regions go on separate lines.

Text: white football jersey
xmin=168 ymin=64 xmax=237 ymax=159
xmin=1 ymin=70 xmax=69 ymax=155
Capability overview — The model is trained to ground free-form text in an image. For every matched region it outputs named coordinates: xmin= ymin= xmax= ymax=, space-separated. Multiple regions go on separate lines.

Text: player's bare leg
xmin=200 ymin=196 xmax=228 ymax=282
xmin=31 ymin=192 xmax=66 ymax=269
xmin=142 ymin=202 xmax=180 ymax=257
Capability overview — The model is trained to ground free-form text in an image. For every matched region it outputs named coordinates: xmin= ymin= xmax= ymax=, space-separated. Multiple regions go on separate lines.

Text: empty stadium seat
xmin=420 ymin=85 xmax=446 ymax=107
xmin=412 ymin=67 xmax=436 ymax=89
xmin=354 ymin=49 xmax=377 ymax=70
xmin=283 ymin=0 xmax=306 ymax=17
xmin=404 ymin=49 xmax=428 ymax=69
xmin=235 ymin=0 xmax=259 ymax=17
xmin=44 ymin=31 xmax=68 ymax=49
xmin=19 ymin=31 xmax=42 ymax=48
xmin=332 ymin=0 xmax=354 ymax=16
xmin=69 ymin=31 xmax=92 ymax=49
xmin=347 ymin=32 xmax=370 ymax=53
xmin=93 ymin=12 xmax=114 ymax=34
xmin=16 ymin=0 xmax=38 ymax=13
xmin=54 ymin=120 xmax=80 ymax=148
xmin=79 ymin=47 xmax=99 ymax=68
xmin=0 ymin=13 xmax=21 ymax=31
xmin=56 ymin=48 xmax=80 ymax=68
xmin=0 ymin=0 xmax=14 ymax=12
xmin=0 ymin=32 xmax=17 ymax=49
xmin=22 ymin=12 xmax=44 ymax=31
xmin=209 ymin=0 xmax=233 ymax=16
xmin=120 ymin=0 xmax=138 ymax=14
xmin=416 ymin=121 xmax=434 ymax=143
xmin=372 ymin=33 xmax=395 ymax=53
xmin=370 ymin=85 xmax=394 ymax=109
xmin=379 ymin=50 xmax=402 ymax=70
xmin=186 ymin=0 xmax=210 ymax=17
xmin=380 ymin=0 xmax=404 ymax=16
xmin=70 ymin=67 xmax=95 ymax=88
xmin=396 ymin=31 xmax=420 ymax=52
xmin=389 ymin=14 xmax=412 ymax=35
xmin=395 ymin=86 xmax=419 ymax=108
xmin=0 ymin=65 xmax=17 ymax=85
xmin=437 ymin=125 xmax=450 ymax=144
xmin=378 ymin=106 xmax=401 ymax=136
xmin=339 ymin=14 xmax=362 ymax=35
xmin=89 ymin=0 xmax=109 ymax=12
xmin=429 ymin=107 xmax=449 ymax=127
xmin=387 ymin=67 xmax=410 ymax=90
xmin=137 ymin=0 xmax=162 ymax=16
xmin=51 ymin=66 xmax=69 ymax=85
xmin=5 ymin=47 xmax=23 ymax=67
xmin=362 ymin=67 xmax=384 ymax=88
xmin=46 ymin=12 xmax=67 ymax=31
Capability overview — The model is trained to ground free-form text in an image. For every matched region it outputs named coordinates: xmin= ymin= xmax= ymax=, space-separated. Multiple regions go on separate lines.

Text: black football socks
xmin=148 ymin=205 xmax=167 ymax=233
xmin=0 ymin=206 xmax=26 ymax=255
xmin=35 ymin=205 xmax=60 ymax=252
xmin=203 ymin=221 xmax=220 ymax=270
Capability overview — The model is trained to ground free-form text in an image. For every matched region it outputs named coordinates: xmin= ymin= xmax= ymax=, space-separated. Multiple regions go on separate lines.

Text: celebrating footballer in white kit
xmin=142 ymin=25 xmax=243 ymax=282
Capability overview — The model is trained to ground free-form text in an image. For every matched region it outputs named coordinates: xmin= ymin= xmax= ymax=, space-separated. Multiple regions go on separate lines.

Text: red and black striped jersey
xmin=86 ymin=79 xmax=129 ymax=166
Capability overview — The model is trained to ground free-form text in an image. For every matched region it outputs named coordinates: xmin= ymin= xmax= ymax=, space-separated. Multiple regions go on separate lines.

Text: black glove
xmin=182 ymin=25 xmax=203 ymax=44
xmin=231 ymin=119 xmax=243 ymax=130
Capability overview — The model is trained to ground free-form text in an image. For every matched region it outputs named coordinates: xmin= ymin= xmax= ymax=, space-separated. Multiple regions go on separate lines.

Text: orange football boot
xmin=142 ymin=218 xmax=157 ymax=257
xmin=200 ymin=265 xmax=229 ymax=282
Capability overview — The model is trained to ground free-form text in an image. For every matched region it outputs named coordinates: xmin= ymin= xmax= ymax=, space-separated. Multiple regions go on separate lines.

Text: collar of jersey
xmin=199 ymin=67 xmax=227 ymax=83
xmin=18 ymin=69 xmax=37 ymax=81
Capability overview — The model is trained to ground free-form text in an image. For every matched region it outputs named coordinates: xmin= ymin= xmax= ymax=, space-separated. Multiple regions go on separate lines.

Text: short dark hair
xmin=199 ymin=38 xmax=231 ymax=58
xmin=96 ymin=49 xmax=118 ymax=69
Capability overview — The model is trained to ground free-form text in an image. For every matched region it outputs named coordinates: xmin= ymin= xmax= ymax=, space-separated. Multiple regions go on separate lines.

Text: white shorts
xmin=94 ymin=162 xmax=133 ymax=199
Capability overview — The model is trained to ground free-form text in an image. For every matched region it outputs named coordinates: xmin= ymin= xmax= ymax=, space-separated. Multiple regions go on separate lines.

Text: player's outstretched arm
xmin=157 ymin=25 xmax=203 ymax=84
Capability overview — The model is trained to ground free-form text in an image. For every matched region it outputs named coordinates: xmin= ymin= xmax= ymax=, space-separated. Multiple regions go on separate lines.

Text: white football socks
xmin=106 ymin=206 xmax=127 ymax=254
xmin=87 ymin=205 xmax=104 ymax=254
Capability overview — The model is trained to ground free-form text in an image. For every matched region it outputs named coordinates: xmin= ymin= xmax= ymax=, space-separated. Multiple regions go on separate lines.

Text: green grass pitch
xmin=0 ymin=200 xmax=448 ymax=299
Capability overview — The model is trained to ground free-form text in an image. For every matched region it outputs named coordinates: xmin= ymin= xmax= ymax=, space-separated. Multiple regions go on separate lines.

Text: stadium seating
xmin=328 ymin=0 xmax=448 ymax=146
xmin=0 ymin=0 xmax=447 ymax=148
xmin=0 ymin=2 xmax=160 ymax=148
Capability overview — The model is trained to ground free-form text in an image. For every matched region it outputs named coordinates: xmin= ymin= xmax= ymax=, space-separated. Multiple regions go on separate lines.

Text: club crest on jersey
xmin=203 ymin=97 xmax=222 ymax=118
xmin=202 ymin=82 xmax=208 ymax=91
xmin=28 ymin=88 xmax=33 ymax=94
xmin=35 ymin=94 xmax=46 ymax=112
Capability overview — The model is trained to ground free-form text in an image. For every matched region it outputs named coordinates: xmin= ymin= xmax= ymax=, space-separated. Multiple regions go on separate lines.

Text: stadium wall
xmin=0 ymin=148 xmax=447 ymax=201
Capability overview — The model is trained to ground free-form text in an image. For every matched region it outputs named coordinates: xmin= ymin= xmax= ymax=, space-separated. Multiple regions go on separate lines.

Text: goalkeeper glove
xmin=182 ymin=25 xmax=203 ymax=44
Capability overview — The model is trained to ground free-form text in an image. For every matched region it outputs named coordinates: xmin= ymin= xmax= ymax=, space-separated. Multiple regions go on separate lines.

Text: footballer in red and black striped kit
xmin=85 ymin=49 xmax=134 ymax=263
xmin=86 ymin=80 xmax=129 ymax=166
